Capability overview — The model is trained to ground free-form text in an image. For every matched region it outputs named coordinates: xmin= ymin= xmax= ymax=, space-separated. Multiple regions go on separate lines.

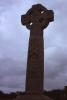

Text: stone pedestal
xmin=15 ymin=93 xmax=53 ymax=100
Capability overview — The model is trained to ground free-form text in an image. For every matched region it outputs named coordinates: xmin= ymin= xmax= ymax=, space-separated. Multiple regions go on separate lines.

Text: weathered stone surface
xmin=15 ymin=4 xmax=54 ymax=100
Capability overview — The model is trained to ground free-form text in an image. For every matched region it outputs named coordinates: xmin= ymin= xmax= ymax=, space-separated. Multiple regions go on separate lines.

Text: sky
xmin=0 ymin=0 xmax=67 ymax=93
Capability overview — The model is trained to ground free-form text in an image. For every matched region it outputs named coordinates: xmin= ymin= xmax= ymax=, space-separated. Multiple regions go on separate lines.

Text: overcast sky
xmin=0 ymin=0 xmax=67 ymax=93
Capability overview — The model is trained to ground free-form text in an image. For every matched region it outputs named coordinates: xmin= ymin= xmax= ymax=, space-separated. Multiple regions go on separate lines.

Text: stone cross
xmin=21 ymin=4 xmax=54 ymax=95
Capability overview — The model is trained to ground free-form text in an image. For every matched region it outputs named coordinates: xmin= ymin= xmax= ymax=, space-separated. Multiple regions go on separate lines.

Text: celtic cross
xmin=21 ymin=4 xmax=54 ymax=94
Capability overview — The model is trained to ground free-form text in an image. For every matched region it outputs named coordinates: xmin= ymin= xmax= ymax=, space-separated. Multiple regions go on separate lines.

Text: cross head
xmin=21 ymin=4 xmax=54 ymax=30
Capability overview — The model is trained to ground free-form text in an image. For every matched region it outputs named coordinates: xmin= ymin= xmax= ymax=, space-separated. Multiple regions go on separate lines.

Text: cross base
xmin=14 ymin=93 xmax=53 ymax=100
